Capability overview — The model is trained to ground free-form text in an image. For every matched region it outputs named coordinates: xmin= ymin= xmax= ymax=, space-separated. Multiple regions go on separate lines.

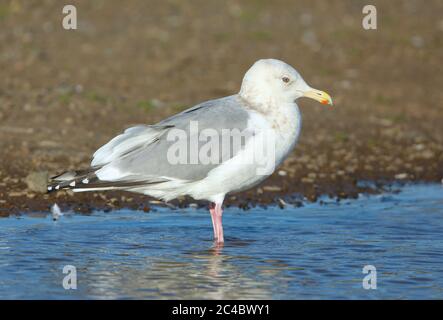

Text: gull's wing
xmin=91 ymin=124 xmax=173 ymax=167
xmin=49 ymin=95 xmax=252 ymax=192
xmin=96 ymin=94 xmax=252 ymax=181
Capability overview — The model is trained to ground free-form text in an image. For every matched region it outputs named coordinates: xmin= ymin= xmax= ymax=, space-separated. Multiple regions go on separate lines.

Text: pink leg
xmin=214 ymin=203 xmax=224 ymax=243
xmin=209 ymin=202 xmax=224 ymax=243
xmin=209 ymin=203 xmax=217 ymax=240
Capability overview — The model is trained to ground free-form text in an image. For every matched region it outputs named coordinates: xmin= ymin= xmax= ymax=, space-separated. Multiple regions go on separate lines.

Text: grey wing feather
xmin=95 ymin=95 xmax=252 ymax=182
xmin=91 ymin=124 xmax=173 ymax=166
xmin=48 ymin=95 xmax=253 ymax=192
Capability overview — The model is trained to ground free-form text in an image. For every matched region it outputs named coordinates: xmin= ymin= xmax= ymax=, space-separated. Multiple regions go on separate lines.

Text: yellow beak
xmin=303 ymin=89 xmax=333 ymax=105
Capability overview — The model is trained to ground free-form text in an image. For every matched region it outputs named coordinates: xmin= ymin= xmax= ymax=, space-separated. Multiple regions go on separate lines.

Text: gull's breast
xmin=187 ymin=104 xmax=302 ymax=200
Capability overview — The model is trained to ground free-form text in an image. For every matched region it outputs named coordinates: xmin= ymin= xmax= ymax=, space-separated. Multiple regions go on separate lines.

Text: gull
xmin=48 ymin=59 xmax=332 ymax=243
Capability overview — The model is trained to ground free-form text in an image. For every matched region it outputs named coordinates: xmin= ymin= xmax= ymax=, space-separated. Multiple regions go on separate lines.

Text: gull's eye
xmin=282 ymin=76 xmax=290 ymax=83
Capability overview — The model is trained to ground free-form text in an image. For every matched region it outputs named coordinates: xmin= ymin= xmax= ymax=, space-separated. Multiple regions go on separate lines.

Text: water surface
xmin=0 ymin=184 xmax=442 ymax=299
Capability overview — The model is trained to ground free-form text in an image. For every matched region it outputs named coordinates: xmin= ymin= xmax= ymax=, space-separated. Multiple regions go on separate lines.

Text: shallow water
xmin=0 ymin=184 xmax=443 ymax=299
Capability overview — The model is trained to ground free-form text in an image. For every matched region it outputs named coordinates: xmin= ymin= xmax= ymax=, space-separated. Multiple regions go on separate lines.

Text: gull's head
xmin=239 ymin=59 xmax=332 ymax=106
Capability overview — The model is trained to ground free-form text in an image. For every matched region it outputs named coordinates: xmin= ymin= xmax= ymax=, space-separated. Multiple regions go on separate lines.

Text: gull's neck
xmin=238 ymin=92 xmax=301 ymax=133
xmin=239 ymin=91 xmax=302 ymax=169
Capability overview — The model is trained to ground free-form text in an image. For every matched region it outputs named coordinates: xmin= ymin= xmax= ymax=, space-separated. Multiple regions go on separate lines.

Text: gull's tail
xmin=47 ymin=167 xmax=103 ymax=192
xmin=47 ymin=124 xmax=175 ymax=194
xmin=47 ymin=167 xmax=167 ymax=193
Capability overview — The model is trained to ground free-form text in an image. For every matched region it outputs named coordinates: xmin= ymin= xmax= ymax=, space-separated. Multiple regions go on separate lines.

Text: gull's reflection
xmin=209 ymin=241 xmax=224 ymax=256
xmin=83 ymin=239 xmax=287 ymax=299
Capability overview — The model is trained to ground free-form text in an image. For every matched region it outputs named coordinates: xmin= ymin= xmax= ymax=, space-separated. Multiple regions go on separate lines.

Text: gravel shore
xmin=0 ymin=1 xmax=442 ymax=215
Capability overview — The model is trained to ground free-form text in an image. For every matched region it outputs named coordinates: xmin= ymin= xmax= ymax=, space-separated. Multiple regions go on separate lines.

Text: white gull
xmin=48 ymin=59 xmax=333 ymax=243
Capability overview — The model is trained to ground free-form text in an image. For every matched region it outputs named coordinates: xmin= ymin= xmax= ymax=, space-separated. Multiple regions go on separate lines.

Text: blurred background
xmin=0 ymin=0 xmax=442 ymax=213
